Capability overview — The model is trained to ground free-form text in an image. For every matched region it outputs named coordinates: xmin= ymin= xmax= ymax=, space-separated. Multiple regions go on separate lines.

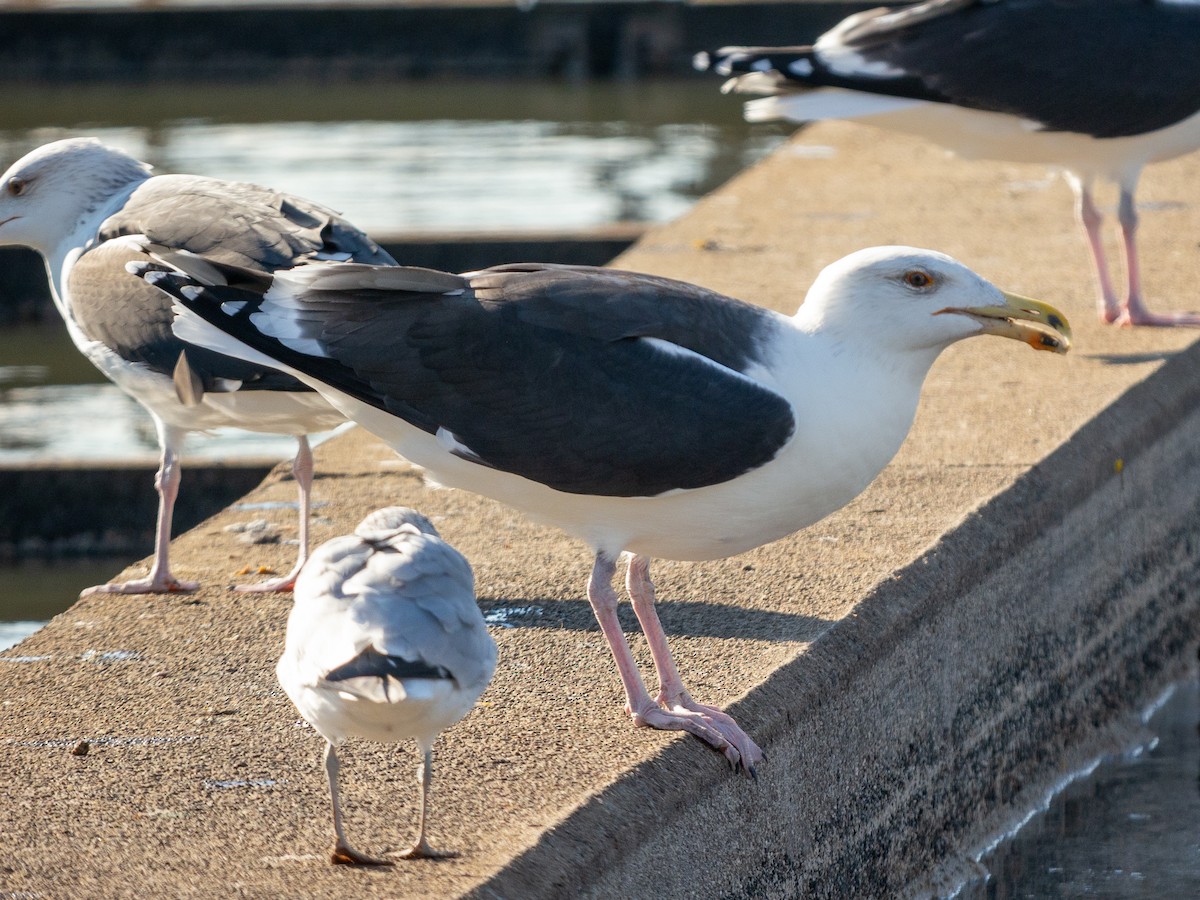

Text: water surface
xmin=0 ymin=557 xmax=129 ymax=651
xmin=0 ymin=79 xmax=786 ymax=234
xmin=963 ymin=680 xmax=1200 ymax=899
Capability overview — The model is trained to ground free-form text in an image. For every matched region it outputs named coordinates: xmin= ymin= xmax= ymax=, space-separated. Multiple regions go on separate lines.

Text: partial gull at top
xmin=700 ymin=0 xmax=1200 ymax=327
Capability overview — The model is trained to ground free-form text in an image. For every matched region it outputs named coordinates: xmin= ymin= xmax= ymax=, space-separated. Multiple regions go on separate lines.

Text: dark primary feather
xmin=713 ymin=0 xmax=1200 ymax=138
xmin=149 ymin=260 xmax=797 ymax=498
xmin=325 ymin=646 xmax=454 ymax=684
xmin=67 ymin=174 xmax=396 ymax=391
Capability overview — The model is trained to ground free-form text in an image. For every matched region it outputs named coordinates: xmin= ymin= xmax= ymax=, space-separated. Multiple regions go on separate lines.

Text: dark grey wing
xmin=468 ymin=263 xmax=776 ymax=372
xmin=149 ymin=261 xmax=797 ymax=498
xmin=716 ymin=0 xmax=1200 ymax=138
xmin=68 ymin=174 xmax=395 ymax=390
xmin=99 ymin=174 xmax=395 ymax=269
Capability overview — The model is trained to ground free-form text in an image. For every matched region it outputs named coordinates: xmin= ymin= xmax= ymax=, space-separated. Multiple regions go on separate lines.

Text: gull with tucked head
xmin=133 ymin=244 xmax=1070 ymax=776
xmin=278 ymin=506 xmax=496 ymax=865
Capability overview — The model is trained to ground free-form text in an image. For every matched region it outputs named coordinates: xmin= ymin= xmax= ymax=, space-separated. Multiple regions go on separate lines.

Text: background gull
xmin=700 ymin=0 xmax=1200 ymax=327
xmin=135 ymin=245 xmax=1069 ymax=776
xmin=0 ymin=138 xmax=395 ymax=595
xmin=277 ymin=506 xmax=497 ymax=865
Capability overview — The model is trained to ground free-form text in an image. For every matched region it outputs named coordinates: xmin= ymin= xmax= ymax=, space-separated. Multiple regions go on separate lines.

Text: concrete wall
xmin=0 ymin=462 xmax=272 ymax=558
xmin=0 ymin=2 xmax=868 ymax=83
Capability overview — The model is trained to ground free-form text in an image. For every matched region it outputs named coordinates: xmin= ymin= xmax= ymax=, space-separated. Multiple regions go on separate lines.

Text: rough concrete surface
xmin=3 ymin=122 xmax=1200 ymax=898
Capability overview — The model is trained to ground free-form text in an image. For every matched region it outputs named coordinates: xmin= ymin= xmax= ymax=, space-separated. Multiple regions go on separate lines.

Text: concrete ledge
xmin=3 ymin=124 xmax=1200 ymax=896
xmin=491 ymin=340 xmax=1200 ymax=900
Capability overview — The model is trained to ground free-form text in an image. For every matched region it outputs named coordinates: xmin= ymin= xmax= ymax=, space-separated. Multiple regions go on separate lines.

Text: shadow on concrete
xmin=478 ymin=596 xmax=831 ymax=642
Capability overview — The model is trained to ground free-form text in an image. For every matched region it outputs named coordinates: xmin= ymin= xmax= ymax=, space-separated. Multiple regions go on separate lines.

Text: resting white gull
xmin=0 ymin=138 xmax=395 ymax=595
xmin=278 ymin=506 xmax=496 ymax=865
xmin=699 ymin=0 xmax=1200 ymax=327
xmin=133 ymin=246 xmax=1070 ymax=774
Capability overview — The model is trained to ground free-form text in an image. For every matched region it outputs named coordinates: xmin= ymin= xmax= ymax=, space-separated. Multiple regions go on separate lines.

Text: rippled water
xmin=0 ymin=80 xmax=784 ymax=235
xmin=962 ymin=679 xmax=1200 ymax=899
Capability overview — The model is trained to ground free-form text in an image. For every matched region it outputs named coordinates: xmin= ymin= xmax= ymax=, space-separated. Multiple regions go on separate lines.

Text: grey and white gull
xmin=700 ymin=0 xmax=1200 ymax=327
xmin=0 ymin=137 xmax=396 ymax=595
xmin=134 ymin=245 xmax=1071 ymax=774
xmin=277 ymin=506 xmax=496 ymax=865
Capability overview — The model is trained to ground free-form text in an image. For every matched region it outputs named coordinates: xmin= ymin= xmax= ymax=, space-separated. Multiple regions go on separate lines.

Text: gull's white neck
xmin=46 ymin=176 xmax=147 ymax=320
xmin=770 ymin=313 xmax=942 ymax=504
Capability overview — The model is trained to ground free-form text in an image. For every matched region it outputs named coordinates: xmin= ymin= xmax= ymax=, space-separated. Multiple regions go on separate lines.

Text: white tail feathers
xmin=744 ymin=88 xmax=926 ymax=124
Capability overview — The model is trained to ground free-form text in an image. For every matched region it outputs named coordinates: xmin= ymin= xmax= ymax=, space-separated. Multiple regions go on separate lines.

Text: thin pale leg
xmin=1072 ymin=176 xmax=1122 ymax=324
xmin=397 ymin=742 xmax=456 ymax=859
xmin=626 ymin=554 xmax=763 ymax=776
xmin=237 ymin=435 xmax=314 ymax=593
xmin=1113 ymin=184 xmax=1200 ymax=327
xmin=326 ymin=742 xmax=393 ymax=867
xmin=82 ymin=421 xmax=199 ymax=596
xmin=586 ymin=553 xmax=744 ymax=768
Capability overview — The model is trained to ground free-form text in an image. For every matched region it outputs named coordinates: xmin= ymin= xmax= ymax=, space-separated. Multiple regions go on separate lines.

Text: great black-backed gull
xmin=700 ymin=0 xmax=1200 ymax=327
xmin=278 ymin=506 xmax=496 ymax=865
xmin=135 ymin=246 xmax=1070 ymax=773
xmin=0 ymin=138 xmax=395 ymax=595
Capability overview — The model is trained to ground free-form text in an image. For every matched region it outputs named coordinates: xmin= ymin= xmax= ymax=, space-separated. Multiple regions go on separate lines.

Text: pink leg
xmin=585 ymin=553 xmax=750 ymax=772
xmin=1073 ymin=178 xmax=1122 ymax=324
xmin=626 ymin=555 xmax=763 ymax=776
xmin=1112 ymin=186 xmax=1200 ymax=327
xmin=237 ymin=435 xmax=314 ymax=593
xmin=82 ymin=422 xmax=199 ymax=597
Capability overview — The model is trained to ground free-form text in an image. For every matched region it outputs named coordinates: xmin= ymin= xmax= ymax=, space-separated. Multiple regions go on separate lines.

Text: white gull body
xmin=278 ymin=506 xmax=496 ymax=864
xmin=138 ymin=244 xmax=1070 ymax=775
xmin=0 ymin=138 xmax=395 ymax=594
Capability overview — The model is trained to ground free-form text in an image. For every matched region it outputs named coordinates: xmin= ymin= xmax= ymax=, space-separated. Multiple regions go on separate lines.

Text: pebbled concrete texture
xmin=2 ymin=121 xmax=1200 ymax=898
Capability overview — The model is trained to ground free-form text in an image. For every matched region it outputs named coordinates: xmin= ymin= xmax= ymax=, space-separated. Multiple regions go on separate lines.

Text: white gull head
xmin=354 ymin=506 xmax=442 ymax=543
xmin=794 ymin=245 xmax=1070 ymax=358
xmin=0 ymin=137 xmax=152 ymax=255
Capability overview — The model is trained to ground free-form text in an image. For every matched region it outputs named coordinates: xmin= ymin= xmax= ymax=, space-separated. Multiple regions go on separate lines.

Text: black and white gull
xmin=0 ymin=138 xmax=395 ymax=595
xmin=135 ymin=246 xmax=1070 ymax=773
xmin=278 ymin=506 xmax=496 ymax=865
xmin=700 ymin=0 xmax=1200 ymax=327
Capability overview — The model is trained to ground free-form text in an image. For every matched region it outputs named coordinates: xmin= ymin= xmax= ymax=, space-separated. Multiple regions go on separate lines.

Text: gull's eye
xmin=7 ymin=177 xmax=26 ymax=197
xmin=903 ymin=270 xmax=934 ymax=289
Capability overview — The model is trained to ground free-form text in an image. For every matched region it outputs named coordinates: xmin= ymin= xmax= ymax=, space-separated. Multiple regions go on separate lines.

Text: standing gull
xmin=699 ymin=0 xmax=1200 ymax=327
xmin=0 ymin=138 xmax=395 ymax=594
xmin=278 ymin=506 xmax=496 ymax=865
xmin=136 ymin=246 xmax=1070 ymax=774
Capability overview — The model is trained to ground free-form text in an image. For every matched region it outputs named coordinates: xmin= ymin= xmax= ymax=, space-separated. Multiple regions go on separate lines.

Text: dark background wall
xmin=0 ymin=3 xmax=866 ymax=83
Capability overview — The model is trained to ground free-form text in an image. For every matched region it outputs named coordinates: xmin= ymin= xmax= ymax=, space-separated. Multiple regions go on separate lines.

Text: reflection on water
xmin=0 ymin=377 xmax=324 ymax=463
xmin=0 ymin=330 xmax=334 ymax=461
xmin=963 ymin=679 xmax=1200 ymax=899
xmin=0 ymin=80 xmax=788 ymax=235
